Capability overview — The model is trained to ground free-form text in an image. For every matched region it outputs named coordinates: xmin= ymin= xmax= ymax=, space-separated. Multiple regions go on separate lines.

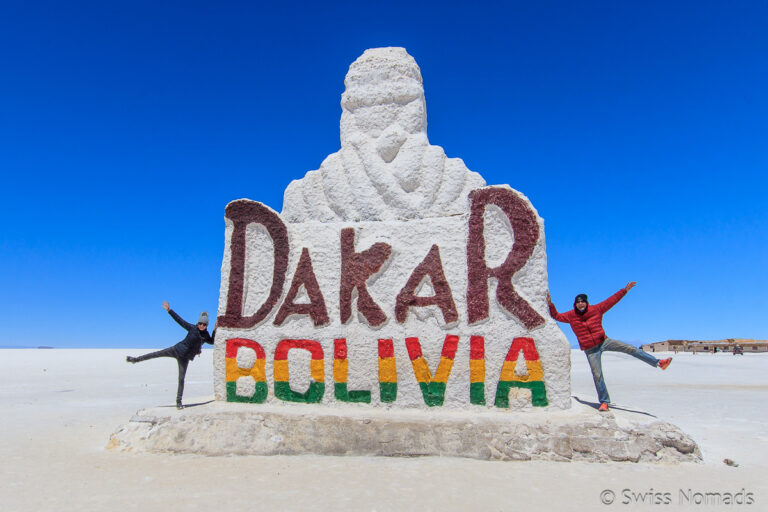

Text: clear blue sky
xmin=1 ymin=1 xmax=766 ymax=348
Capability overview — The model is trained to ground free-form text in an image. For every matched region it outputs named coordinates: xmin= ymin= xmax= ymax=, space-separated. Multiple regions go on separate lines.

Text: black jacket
xmin=168 ymin=309 xmax=214 ymax=360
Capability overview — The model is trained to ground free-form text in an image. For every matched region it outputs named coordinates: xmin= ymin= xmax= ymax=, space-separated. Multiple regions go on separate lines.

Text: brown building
xmin=641 ymin=339 xmax=768 ymax=354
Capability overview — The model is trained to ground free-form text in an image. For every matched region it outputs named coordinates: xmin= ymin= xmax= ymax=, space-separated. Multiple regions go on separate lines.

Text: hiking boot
xmin=659 ymin=357 xmax=672 ymax=370
xmin=176 ymin=402 xmax=184 ymax=410
xmin=598 ymin=403 xmax=610 ymax=412
xmin=126 ymin=356 xmax=137 ymax=364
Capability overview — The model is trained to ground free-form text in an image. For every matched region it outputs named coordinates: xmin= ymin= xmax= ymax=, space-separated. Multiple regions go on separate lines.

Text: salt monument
xmin=110 ymin=48 xmax=700 ymax=463
xmin=214 ymin=47 xmax=571 ymax=411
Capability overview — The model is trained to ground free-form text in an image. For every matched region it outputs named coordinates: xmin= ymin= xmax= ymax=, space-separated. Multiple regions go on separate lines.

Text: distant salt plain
xmin=1 ymin=349 xmax=765 ymax=511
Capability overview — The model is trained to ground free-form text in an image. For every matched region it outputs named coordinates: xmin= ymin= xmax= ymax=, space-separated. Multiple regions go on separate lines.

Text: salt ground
xmin=1 ymin=349 xmax=765 ymax=511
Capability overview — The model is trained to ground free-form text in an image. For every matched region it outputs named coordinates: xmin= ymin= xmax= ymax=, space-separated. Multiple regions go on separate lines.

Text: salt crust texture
xmin=214 ymin=47 xmax=571 ymax=410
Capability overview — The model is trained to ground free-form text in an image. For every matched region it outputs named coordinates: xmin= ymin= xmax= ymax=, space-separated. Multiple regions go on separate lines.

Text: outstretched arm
xmin=164 ymin=301 xmax=194 ymax=330
xmin=546 ymin=292 xmax=570 ymax=322
xmin=596 ymin=282 xmax=635 ymax=313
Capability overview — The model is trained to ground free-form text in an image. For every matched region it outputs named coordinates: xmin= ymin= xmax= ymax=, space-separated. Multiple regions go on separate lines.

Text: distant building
xmin=640 ymin=339 xmax=768 ymax=353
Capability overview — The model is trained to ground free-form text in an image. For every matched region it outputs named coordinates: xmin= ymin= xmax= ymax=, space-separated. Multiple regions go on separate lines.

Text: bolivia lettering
xmin=225 ymin=335 xmax=547 ymax=407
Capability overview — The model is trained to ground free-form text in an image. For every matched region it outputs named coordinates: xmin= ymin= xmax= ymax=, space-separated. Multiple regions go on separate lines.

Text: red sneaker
xmin=659 ymin=358 xmax=672 ymax=370
xmin=598 ymin=403 xmax=610 ymax=412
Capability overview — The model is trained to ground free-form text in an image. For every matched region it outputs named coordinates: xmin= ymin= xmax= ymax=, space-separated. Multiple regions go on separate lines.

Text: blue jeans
xmin=584 ymin=337 xmax=659 ymax=405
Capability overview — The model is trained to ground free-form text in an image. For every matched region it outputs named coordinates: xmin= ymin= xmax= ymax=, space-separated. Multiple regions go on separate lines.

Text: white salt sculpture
xmin=214 ymin=47 xmax=571 ymax=411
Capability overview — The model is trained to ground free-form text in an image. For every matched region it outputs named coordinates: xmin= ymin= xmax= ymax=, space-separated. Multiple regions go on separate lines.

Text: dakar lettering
xmin=224 ymin=336 xmax=547 ymax=407
xmin=218 ymin=187 xmax=543 ymax=330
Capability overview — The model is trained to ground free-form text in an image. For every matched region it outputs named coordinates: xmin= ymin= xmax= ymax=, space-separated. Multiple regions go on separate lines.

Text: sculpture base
xmin=108 ymin=399 xmax=701 ymax=463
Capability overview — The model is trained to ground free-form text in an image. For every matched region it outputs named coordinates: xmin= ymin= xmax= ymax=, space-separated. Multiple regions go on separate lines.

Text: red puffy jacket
xmin=548 ymin=289 xmax=627 ymax=351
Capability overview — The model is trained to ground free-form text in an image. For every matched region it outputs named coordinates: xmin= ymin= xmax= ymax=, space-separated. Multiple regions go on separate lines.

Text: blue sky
xmin=1 ymin=1 xmax=766 ymax=348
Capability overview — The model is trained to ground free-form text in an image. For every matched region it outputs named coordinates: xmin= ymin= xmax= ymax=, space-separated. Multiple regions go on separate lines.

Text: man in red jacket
xmin=547 ymin=282 xmax=672 ymax=411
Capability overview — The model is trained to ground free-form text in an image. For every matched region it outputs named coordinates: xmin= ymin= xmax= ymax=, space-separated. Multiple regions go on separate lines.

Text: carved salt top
xmin=282 ymin=47 xmax=485 ymax=222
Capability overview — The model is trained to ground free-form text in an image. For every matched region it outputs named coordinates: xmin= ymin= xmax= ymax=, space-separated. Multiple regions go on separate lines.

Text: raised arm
xmin=546 ymin=292 xmax=570 ymax=322
xmin=163 ymin=301 xmax=194 ymax=330
xmin=595 ymin=282 xmax=635 ymax=313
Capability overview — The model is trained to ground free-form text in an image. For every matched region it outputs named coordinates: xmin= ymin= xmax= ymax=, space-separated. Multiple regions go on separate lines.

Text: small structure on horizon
xmin=641 ymin=339 xmax=768 ymax=354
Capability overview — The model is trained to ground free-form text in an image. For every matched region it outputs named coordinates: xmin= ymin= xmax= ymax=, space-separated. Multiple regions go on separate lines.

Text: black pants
xmin=134 ymin=347 xmax=190 ymax=404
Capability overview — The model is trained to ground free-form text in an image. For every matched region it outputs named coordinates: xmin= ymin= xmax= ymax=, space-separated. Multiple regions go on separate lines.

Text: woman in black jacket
xmin=127 ymin=301 xmax=215 ymax=409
